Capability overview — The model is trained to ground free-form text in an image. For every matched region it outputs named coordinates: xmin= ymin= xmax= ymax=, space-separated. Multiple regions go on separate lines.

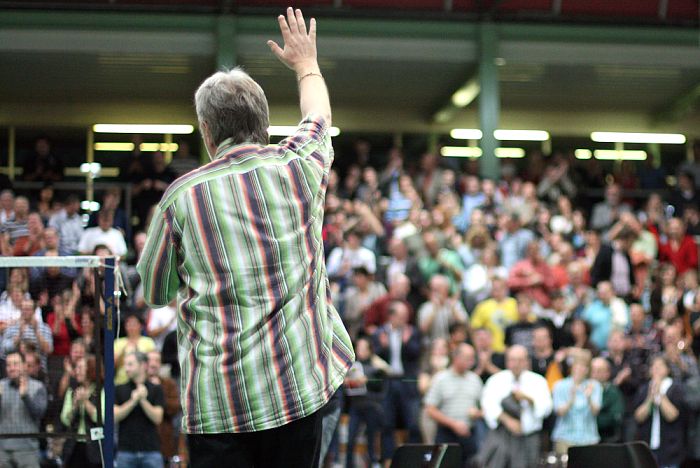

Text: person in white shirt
xmin=77 ymin=210 xmax=127 ymax=258
xmin=48 ymin=194 xmax=84 ymax=254
xmin=326 ymin=229 xmax=376 ymax=284
xmin=418 ymin=275 xmax=468 ymax=343
xmin=146 ymin=301 xmax=177 ymax=351
xmin=477 ymin=344 xmax=553 ymax=468
xmin=0 ymin=190 xmax=14 ymax=225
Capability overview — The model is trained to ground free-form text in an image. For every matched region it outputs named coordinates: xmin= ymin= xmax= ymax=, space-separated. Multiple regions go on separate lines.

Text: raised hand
xmin=267 ymin=8 xmax=318 ymax=74
xmin=19 ymin=375 xmax=28 ymax=396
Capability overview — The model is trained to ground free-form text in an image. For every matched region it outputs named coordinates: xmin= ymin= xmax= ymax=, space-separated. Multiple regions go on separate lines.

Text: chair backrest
xmin=626 ymin=441 xmax=658 ymax=468
xmin=568 ymin=442 xmax=657 ymax=468
xmin=390 ymin=443 xmax=462 ymax=468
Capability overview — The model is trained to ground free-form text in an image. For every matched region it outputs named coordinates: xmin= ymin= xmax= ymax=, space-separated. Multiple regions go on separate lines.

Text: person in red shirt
xmin=508 ymin=240 xmax=557 ymax=308
xmin=363 ymin=273 xmax=413 ymax=336
xmin=658 ymin=218 xmax=698 ymax=275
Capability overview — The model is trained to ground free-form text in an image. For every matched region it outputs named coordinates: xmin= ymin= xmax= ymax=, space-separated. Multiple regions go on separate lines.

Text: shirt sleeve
xmin=531 ymin=374 xmax=553 ymax=419
xmin=136 ymin=206 xmax=180 ymax=308
xmin=60 ymin=388 xmax=74 ymax=427
xmin=423 ymin=373 xmax=443 ymax=408
xmin=149 ymin=383 xmax=165 ymax=409
xmin=279 ymin=114 xmax=331 ymax=165
xmin=592 ymin=381 xmax=603 ymax=407
xmin=279 ymin=114 xmax=332 ymax=201
xmin=40 ymin=324 xmax=53 ymax=355
xmin=552 ymin=380 xmax=567 ymax=410
xmin=481 ymin=374 xmax=504 ymax=429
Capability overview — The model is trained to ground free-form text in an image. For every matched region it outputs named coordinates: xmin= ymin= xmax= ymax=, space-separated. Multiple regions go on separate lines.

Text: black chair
xmin=390 ymin=443 xmax=462 ymax=468
xmin=568 ymin=441 xmax=657 ymax=468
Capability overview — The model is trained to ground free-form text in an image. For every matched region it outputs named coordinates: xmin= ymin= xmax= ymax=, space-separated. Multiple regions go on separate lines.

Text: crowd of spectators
xmin=0 ymin=138 xmax=699 ymax=468
xmin=326 ymin=145 xmax=700 ymax=468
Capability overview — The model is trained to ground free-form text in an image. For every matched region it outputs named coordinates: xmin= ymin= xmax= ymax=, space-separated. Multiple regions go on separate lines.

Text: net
xmin=0 ymin=255 xmax=117 ymax=468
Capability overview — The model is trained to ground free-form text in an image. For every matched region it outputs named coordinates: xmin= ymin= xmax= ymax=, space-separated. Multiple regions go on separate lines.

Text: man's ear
xmin=200 ymin=121 xmax=210 ymax=145
xmin=200 ymin=122 xmax=216 ymax=159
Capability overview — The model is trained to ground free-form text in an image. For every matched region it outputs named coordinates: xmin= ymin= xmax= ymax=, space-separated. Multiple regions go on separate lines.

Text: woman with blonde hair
xmin=551 ymin=352 xmax=602 ymax=455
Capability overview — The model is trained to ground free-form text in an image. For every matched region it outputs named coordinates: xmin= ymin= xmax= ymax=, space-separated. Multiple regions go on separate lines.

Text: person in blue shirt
xmin=551 ymin=353 xmax=602 ymax=455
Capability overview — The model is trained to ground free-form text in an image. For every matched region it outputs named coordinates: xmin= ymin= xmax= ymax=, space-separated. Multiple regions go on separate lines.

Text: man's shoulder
xmin=115 ymin=381 xmax=133 ymax=392
xmin=524 ymin=370 xmax=549 ymax=387
xmin=27 ymin=378 xmax=45 ymax=390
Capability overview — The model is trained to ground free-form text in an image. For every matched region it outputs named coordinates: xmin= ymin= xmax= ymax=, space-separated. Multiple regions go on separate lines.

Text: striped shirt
xmin=137 ymin=115 xmax=354 ymax=434
xmin=0 ymin=217 xmax=29 ymax=245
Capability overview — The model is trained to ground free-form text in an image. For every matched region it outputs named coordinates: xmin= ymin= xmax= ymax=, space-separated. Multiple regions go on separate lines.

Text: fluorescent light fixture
xmin=494 ymin=130 xmax=550 ymax=141
xmin=80 ymin=163 xmax=102 ymax=174
xmin=94 ymin=142 xmax=134 ymax=152
xmin=140 ymin=143 xmax=179 ymax=152
xmin=93 ymin=124 xmax=194 ymax=134
xmin=450 ymin=129 xmax=483 ymax=140
xmin=495 ymin=147 xmax=526 ymax=158
xmin=590 ymin=132 xmax=685 ymax=144
xmin=440 ymin=146 xmax=483 ymax=158
xmin=94 ymin=142 xmax=179 ymax=152
xmin=80 ymin=201 xmax=101 ymax=212
xmin=268 ymin=126 xmax=341 ymax=137
xmin=451 ymin=79 xmax=480 ymax=108
xmin=450 ymin=129 xmax=549 ymax=141
xmin=441 ymin=146 xmax=526 ymax=158
xmin=575 ymin=149 xmax=593 ymax=160
xmin=594 ymin=150 xmax=647 ymax=161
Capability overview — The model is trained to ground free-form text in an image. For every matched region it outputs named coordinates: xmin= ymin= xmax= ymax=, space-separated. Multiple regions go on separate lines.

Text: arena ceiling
xmin=1 ymin=3 xmax=700 ymax=138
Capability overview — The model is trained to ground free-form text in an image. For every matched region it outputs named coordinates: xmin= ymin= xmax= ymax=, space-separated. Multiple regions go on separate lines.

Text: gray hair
xmin=195 ymin=67 xmax=270 ymax=147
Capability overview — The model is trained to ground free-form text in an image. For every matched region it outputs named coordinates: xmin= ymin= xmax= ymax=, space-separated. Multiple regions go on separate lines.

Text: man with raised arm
xmin=137 ymin=8 xmax=353 ymax=468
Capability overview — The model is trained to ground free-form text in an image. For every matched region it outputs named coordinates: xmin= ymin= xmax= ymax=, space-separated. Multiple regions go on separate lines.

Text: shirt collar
xmin=212 ymin=137 xmax=262 ymax=162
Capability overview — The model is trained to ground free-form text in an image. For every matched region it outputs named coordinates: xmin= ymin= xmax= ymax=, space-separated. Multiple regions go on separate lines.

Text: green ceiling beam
xmin=235 ymin=16 xmax=476 ymax=40
xmin=0 ymin=10 xmax=215 ymax=31
xmin=216 ymin=15 xmax=237 ymax=70
xmin=3 ymin=9 xmax=698 ymax=47
xmin=478 ymin=22 xmax=500 ymax=180
xmin=496 ymin=22 xmax=699 ymax=46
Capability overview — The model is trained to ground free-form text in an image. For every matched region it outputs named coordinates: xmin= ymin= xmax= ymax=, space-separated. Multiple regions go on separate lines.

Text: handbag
xmin=500 ymin=393 xmax=522 ymax=419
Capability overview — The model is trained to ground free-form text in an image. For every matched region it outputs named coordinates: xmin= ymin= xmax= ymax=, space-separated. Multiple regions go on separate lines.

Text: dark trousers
xmin=381 ymin=379 xmax=421 ymax=461
xmin=187 ymin=409 xmax=323 ymax=468
xmin=436 ymin=425 xmax=477 ymax=464
xmin=346 ymin=400 xmax=385 ymax=467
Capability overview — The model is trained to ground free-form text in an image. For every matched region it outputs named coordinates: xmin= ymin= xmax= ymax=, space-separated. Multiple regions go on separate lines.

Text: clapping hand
xmin=18 ymin=375 xmax=28 ymax=397
xmin=136 ymin=383 xmax=148 ymax=401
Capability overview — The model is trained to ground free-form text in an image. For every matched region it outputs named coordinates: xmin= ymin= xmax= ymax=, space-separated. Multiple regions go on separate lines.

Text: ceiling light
xmin=93 ymin=124 xmax=194 ymax=134
xmin=140 ymin=143 xmax=179 ymax=152
xmin=450 ymin=129 xmax=549 ymax=141
xmin=494 ymin=130 xmax=550 ymax=141
xmin=440 ymin=146 xmax=483 ymax=158
xmin=80 ymin=201 xmax=101 ymax=212
xmin=94 ymin=142 xmax=134 ymax=151
xmin=268 ymin=126 xmax=340 ymax=137
xmin=590 ymin=132 xmax=685 ymax=144
xmin=594 ymin=150 xmax=647 ymax=161
xmin=495 ymin=148 xmax=526 ymax=158
xmin=575 ymin=149 xmax=593 ymax=160
xmin=80 ymin=163 xmax=102 ymax=174
xmin=450 ymin=129 xmax=483 ymax=140
xmin=450 ymin=79 xmax=480 ymax=108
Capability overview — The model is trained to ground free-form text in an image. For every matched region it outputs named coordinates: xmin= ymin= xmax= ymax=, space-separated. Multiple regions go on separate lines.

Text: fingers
xmin=277 ymin=14 xmax=291 ymax=43
xmin=286 ymin=7 xmax=298 ymax=34
xmin=267 ymin=40 xmax=283 ymax=59
xmin=295 ymin=9 xmax=307 ymax=35
xmin=309 ymin=17 xmax=316 ymax=41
